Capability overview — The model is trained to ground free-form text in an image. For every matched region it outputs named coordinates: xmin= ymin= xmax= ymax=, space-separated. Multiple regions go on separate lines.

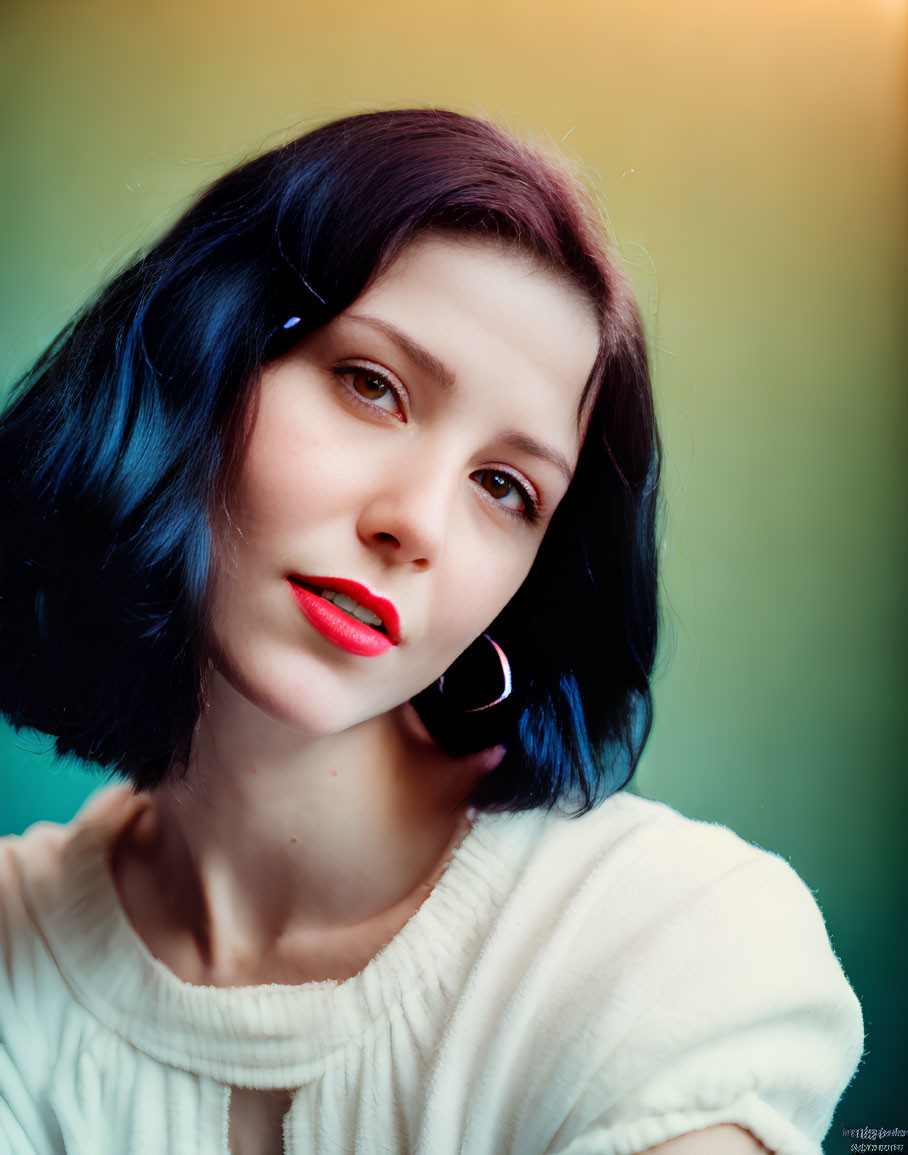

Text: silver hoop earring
xmin=438 ymin=633 xmax=512 ymax=713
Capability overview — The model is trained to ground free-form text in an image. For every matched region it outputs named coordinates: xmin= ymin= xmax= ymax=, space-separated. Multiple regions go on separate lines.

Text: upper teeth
xmin=319 ymin=589 xmax=384 ymax=630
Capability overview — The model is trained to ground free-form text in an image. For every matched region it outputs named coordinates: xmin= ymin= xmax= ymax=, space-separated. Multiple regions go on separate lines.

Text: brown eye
xmin=483 ymin=472 xmax=513 ymax=500
xmin=471 ymin=469 xmax=533 ymax=517
xmin=350 ymin=370 xmax=391 ymax=401
xmin=333 ymin=365 xmax=405 ymax=418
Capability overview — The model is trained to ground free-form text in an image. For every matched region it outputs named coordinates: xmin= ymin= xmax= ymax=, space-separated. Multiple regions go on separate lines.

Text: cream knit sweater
xmin=0 ymin=785 xmax=863 ymax=1155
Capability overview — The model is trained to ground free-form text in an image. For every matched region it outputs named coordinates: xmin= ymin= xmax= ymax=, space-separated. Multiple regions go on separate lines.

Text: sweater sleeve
xmin=552 ymin=850 xmax=864 ymax=1155
xmin=0 ymin=1043 xmax=59 ymax=1155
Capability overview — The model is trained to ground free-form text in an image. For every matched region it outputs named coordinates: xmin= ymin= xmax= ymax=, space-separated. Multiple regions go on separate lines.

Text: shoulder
xmin=537 ymin=790 xmax=843 ymax=929
xmin=0 ymin=784 xmax=144 ymax=1023
xmin=475 ymin=791 xmax=864 ymax=1154
xmin=0 ymin=785 xmax=145 ymax=1152
xmin=493 ymin=789 xmax=831 ymax=943
xmin=526 ymin=791 xmax=864 ymax=1054
xmin=0 ymin=784 xmax=140 ymax=901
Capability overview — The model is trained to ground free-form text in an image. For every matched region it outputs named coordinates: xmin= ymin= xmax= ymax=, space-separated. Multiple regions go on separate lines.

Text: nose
xmin=356 ymin=453 xmax=454 ymax=571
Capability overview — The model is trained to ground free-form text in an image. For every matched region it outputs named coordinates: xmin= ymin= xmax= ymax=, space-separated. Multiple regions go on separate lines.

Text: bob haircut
xmin=0 ymin=108 xmax=660 ymax=814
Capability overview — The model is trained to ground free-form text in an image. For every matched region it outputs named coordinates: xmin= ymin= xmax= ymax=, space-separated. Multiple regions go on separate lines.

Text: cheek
xmin=230 ymin=415 xmax=353 ymax=535
xmin=431 ymin=543 xmax=538 ymax=652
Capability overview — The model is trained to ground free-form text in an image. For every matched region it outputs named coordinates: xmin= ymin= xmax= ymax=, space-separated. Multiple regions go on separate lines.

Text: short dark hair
xmin=0 ymin=108 xmax=660 ymax=812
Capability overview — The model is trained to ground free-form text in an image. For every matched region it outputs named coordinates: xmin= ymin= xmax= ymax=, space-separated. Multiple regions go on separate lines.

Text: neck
xmin=116 ymin=672 xmax=499 ymax=985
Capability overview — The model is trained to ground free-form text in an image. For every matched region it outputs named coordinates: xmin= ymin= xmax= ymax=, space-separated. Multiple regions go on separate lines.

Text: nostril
xmin=374 ymin=532 xmax=399 ymax=546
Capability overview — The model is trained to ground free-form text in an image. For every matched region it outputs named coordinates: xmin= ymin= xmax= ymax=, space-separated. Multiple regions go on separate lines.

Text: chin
xmin=208 ymin=649 xmax=402 ymax=739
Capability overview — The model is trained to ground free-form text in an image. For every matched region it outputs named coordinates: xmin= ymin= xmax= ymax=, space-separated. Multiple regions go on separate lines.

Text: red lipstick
xmin=287 ymin=575 xmax=400 ymax=657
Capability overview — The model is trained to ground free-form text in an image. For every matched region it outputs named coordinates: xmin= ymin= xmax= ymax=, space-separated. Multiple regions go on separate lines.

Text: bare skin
xmin=111 ymin=235 xmax=598 ymax=991
xmin=111 ymin=696 xmax=498 ymax=987
xmin=646 ymin=1125 xmax=771 ymax=1153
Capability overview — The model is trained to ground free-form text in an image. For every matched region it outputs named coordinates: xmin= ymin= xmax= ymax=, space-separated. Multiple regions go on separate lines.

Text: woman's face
xmin=208 ymin=233 xmax=600 ymax=736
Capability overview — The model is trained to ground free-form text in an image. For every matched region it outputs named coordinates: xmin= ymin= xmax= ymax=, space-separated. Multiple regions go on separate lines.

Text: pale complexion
xmin=112 ymin=233 xmax=599 ymax=987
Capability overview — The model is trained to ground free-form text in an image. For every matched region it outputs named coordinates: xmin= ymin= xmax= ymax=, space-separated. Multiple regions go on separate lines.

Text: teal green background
xmin=1 ymin=0 xmax=905 ymax=1141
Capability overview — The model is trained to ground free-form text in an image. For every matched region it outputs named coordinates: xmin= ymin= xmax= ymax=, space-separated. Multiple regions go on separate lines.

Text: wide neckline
xmin=22 ymin=784 xmax=542 ymax=1085
xmin=107 ymin=789 xmax=481 ymax=990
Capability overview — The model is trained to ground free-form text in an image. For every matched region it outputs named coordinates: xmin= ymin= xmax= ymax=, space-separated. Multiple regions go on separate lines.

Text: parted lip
xmin=288 ymin=574 xmax=402 ymax=644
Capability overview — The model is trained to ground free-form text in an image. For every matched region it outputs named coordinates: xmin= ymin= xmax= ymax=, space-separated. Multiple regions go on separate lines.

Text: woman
xmin=0 ymin=109 xmax=862 ymax=1154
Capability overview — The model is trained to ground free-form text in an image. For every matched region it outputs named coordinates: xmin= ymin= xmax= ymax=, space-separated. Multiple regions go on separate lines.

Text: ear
xmin=397 ymin=703 xmax=506 ymax=778
xmin=465 ymin=743 xmax=507 ymax=777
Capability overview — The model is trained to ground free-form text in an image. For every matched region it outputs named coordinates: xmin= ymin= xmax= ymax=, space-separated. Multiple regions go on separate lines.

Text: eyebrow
xmin=496 ymin=431 xmax=575 ymax=486
xmin=344 ymin=311 xmax=576 ymax=486
xmin=344 ymin=313 xmax=457 ymax=390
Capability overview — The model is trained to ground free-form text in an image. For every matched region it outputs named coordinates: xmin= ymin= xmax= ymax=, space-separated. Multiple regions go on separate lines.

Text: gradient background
xmin=1 ymin=0 xmax=904 ymax=1143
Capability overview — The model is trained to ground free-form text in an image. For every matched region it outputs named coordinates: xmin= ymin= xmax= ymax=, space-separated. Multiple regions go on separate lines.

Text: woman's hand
xmin=643 ymin=1125 xmax=770 ymax=1153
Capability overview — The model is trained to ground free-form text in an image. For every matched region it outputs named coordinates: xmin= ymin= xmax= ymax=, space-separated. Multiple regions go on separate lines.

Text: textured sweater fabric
xmin=0 ymin=785 xmax=863 ymax=1155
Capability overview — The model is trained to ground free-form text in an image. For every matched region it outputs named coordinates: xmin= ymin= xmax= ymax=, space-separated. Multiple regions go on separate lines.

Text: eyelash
xmin=331 ymin=362 xmax=541 ymax=523
xmin=472 ymin=469 xmax=540 ymax=522
xmin=332 ymin=363 xmax=407 ymax=421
